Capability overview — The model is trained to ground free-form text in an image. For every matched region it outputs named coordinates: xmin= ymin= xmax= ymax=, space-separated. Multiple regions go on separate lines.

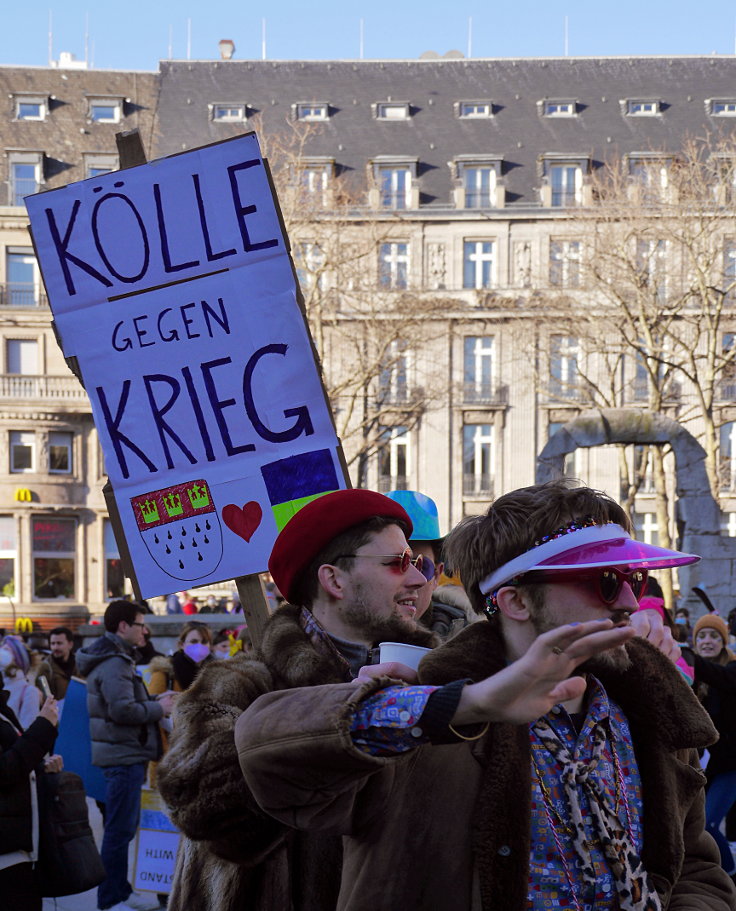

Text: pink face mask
xmin=183 ymin=642 xmax=210 ymax=663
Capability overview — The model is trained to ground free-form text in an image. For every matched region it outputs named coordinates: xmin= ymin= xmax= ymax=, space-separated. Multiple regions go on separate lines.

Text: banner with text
xmin=26 ymin=132 xmax=346 ymax=597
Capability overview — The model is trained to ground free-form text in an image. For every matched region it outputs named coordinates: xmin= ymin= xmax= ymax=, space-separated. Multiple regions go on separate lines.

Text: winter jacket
xmin=158 ymin=602 xmax=400 ymax=911
xmin=0 ymin=693 xmax=56 ymax=859
xmin=35 ymin=653 xmax=77 ymax=701
xmin=691 ymin=653 xmax=736 ymax=780
xmin=422 ymin=583 xmax=475 ymax=641
xmin=76 ymin=632 xmax=163 ymax=767
xmin=236 ymin=623 xmax=736 ymax=911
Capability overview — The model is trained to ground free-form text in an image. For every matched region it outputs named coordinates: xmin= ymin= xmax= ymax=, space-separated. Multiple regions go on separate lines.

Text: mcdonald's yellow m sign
xmin=14 ymin=488 xmax=32 ymax=502
xmin=14 ymin=617 xmax=33 ymax=634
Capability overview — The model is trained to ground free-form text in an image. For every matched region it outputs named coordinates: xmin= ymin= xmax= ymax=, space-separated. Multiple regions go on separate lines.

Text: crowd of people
xmin=2 ymin=482 xmax=736 ymax=910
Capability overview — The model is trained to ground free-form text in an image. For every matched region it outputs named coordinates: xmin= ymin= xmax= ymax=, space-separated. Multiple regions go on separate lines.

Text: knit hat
xmin=268 ymin=489 xmax=412 ymax=604
xmin=2 ymin=635 xmax=30 ymax=674
xmin=693 ymin=613 xmax=729 ymax=646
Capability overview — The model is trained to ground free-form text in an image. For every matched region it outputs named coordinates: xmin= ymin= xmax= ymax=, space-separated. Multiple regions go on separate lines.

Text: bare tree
xmin=256 ymin=117 xmax=448 ymax=483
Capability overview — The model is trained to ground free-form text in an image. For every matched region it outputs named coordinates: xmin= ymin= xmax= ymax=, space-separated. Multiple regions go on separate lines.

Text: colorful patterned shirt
xmin=351 ymin=685 xmax=437 ymax=754
xmin=528 ymin=677 xmax=644 ymax=910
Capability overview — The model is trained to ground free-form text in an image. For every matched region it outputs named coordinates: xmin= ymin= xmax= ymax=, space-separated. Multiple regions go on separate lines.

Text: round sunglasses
xmin=336 ymin=547 xmax=436 ymax=582
xmin=512 ymin=566 xmax=648 ymax=605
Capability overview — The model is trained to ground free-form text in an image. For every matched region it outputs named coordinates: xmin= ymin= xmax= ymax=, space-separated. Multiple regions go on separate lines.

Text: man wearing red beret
xmin=157 ymin=488 xmax=437 ymax=911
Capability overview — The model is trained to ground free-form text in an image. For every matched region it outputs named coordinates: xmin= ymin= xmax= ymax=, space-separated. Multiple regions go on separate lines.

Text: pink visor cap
xmin=479 ymin=523 xmax=700 ymax=595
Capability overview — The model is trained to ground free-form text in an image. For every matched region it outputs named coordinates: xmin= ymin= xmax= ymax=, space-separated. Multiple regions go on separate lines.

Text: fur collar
xmin=257 ymin=603 xmax=351 ymax=688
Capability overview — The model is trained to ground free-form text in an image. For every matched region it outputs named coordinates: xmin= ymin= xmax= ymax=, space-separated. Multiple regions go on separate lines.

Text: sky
xmin=2 ymin=1 xmax=736 ymax=71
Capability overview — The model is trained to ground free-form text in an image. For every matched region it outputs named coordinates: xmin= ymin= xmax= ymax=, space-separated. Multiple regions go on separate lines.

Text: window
xmin=378 ymin=341 xmax=410 ymax=404
xmin=550 ymin=335 xmax=580 ymax=399
xmin=48 ymin=431 xmax=73 ymax=474
xmin=633 ymin=512 xmax=659 ymax=545
xmin=15 ymin=96 xmax=46 ymax=121
xmin=462 ymin=424 xmax=493 ymax=496
xmin=721 ymin=422 xmax=736 ymax=490
xmin=549 ymin=240 xmax=581 ymax=288
xmin=88 ymin=98 xmax=122 ymax=123
xmin=626 ymin=100 xmax=660 ymax=116
xmin=463 ymin=241 xmax=495 ymax=290
xmin=463 ymin=336 xmax=495 ymax=403
xmin=8 ymin=153 xmax=42 ymax=205
xmin=632 ymin=445 xmax=655 ymax=493
xmin=636 ymin=239 xmax=667 ymax=302
xmin=378 ymin=242 xmax=409 ymax=289
xmin=549 ymin=164 xmax=581 ymax=207
xmin=84 ymin=153 xmax=118 ymax=178
xmin=295 ymin=102 xmax=328 ymax=121
xmin=295 ymin=243 xmax=325 ymax=291
xmin=378 ymin=166 xmax=411 ymax=210
xmin=724 ymin=239 xmax=736 ymax=292
xmin=6 ymin=339 xmax=38 ymax=374
xmin=463 ymin=167 xmax=496 ymax=208
xmin=632 ymin=349 xmax=649 ymax=402
xmin=32 ymin=517 xmax=76 ymax=599
xmin=10 ymin=431 xmax=34 ymax=473
xmin=212 ymin=104 xmax=246 ymax=122
xmin=722 ymin=512 xmax=736 ymax=537
xmin=0 ymin=516 xmax=16 ymax=597
xmin=711 ymin=100 xmax=736 ymax=116
xmin=628 ymin=155 xmax=669 ymax=200
xmin=376 ymin=102 xmax=410 ymax=120
xmin=5 ymin=249 xmax=40 ymax=307
xmin=458 ymin=101 xmax=492 ymax=119
xmin=543 ymin=100 xmax=576 ymax=117
xmin=104 ymin=519 xmax=124 ymax=599
xmin=548 ymin=421 xmax=579 ymax=477
xmin=378 ymin=427 xmax=409 ymax=492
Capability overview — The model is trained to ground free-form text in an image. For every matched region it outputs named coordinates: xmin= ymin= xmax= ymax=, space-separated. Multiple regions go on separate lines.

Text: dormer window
xmin=625 ymin=99 xmax=661 ymax=116
xmin=14 ymin=94 xmax=47 ymax=121
xmin=375 ymin=102 xmax=410 ymax=121
xmin=710 ymin=99 xmax=736 ymax=116
xmin=452 ymin=156 xmax=504 ymax=209
xmin=87 ymin=96 xmax=123 ymax=123
xmin=212 ymin=103 xmax=247 ymax=122
xmin=542 ymin=100 xmax=577 ymax=117
xmin=539 ymin=155 xmax=590 ymax=207
xmin=370 ymin=156 xmax=419 ymax=210
xmin=457 ymin=101 xmax=492 ymax=119
xmin=295 ymin=102 xmax=329 ymax=121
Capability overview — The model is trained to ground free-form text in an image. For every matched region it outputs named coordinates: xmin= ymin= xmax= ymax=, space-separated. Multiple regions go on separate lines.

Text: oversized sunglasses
xmin=513 ymin=566 xmax=648 ymax=605
xmin=337 ymin=548 xmax=435 ymax=582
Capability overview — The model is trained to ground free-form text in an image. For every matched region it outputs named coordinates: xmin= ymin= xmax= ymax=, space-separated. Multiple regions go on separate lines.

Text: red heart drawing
xmin=222 ymin=502 xmax=263 ymax=543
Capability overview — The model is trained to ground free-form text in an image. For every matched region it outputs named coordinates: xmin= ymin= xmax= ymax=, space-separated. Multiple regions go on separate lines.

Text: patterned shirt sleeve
xmin=351 ymin=685 xmax=438 ymax=755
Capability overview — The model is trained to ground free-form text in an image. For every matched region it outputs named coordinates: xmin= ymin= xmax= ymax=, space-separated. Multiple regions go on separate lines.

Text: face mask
xmin=675 ymin=617 xmax=688 ymax=626
xmin=213 ymin=650 xmax=231 ymax=660
xmin=183 ymin=642 xmax=210 ymax=663
xmin=0 ymin=649 xmax=12 ymax=670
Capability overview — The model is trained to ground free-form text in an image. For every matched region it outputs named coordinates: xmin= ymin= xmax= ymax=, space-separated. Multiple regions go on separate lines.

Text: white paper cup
xmin=378 ymin=641 xmax=432 ymax=671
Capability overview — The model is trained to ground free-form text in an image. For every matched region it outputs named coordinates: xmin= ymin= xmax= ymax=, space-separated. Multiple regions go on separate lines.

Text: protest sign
xmin=26 ymin=132 xmax=348 ymax=597
xmin=133 ymin=787 xmax=180 ymax=895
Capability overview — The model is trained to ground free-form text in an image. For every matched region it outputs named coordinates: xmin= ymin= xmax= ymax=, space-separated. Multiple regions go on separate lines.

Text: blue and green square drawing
xmin=261 ymin=449 xmax=341 ymax=531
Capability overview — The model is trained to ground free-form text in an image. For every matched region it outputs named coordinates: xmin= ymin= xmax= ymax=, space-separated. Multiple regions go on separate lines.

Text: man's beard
xmin=527 ymin=590 xmax=632 ymax=673
xmin=340 ymin=585 xmax=437 ymax=648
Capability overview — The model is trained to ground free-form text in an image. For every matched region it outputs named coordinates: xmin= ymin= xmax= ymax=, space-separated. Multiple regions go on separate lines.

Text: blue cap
xmin=385 ymin=490 xmax=441 ymax=541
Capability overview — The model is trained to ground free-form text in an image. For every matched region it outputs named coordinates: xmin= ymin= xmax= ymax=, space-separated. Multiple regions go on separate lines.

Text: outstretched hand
xmin=630 ymin=608 xmax=681 ymax=663
xmin=451 ymin=619 xmax=636 ymax=727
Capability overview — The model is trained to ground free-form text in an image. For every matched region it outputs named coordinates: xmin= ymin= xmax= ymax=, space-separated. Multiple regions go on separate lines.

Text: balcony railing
xmin=0 ymin=375 xmax=88 ymax=402
xmin=463 ymin=475 xmax=494 ymax=497
xmin=462 ymin=382 xmax=508 ymax=406
xmin=0 ymin=283 xmax=48 ymax=308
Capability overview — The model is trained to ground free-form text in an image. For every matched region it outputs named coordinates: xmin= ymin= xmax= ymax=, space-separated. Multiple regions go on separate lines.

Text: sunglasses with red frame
xmin=509 ymin=566 xmax=648 ymax=605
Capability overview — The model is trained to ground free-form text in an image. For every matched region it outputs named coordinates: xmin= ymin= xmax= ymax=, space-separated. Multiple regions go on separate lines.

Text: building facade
xmin=2 ymin=53 xmax=736 ymax=619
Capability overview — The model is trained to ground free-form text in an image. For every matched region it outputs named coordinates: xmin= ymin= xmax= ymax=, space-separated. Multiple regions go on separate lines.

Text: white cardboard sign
xmin=26 ymin=133 xmax=345 ymax=597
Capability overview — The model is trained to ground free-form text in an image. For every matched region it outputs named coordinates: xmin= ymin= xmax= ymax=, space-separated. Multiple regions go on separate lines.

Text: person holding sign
xmin=234 ymin=482 xmax=735 ymax=911
xmin=77 ymin=602 xmax=177 ymax=911
xmin=157 ymin=489 xmax=437 ymax=911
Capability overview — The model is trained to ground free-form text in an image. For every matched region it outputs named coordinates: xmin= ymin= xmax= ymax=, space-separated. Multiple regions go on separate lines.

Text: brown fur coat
xmin=157 ymin=603 xmax=352 ymax=911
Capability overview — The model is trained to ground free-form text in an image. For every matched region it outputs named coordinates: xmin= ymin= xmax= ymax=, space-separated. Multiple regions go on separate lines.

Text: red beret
xmin=268 ymin=489 xmax=413 ymax=603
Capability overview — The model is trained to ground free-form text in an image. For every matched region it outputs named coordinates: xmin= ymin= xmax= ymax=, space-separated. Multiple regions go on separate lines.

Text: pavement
xmin=42 ymin=799 xmax=164 ymax=911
